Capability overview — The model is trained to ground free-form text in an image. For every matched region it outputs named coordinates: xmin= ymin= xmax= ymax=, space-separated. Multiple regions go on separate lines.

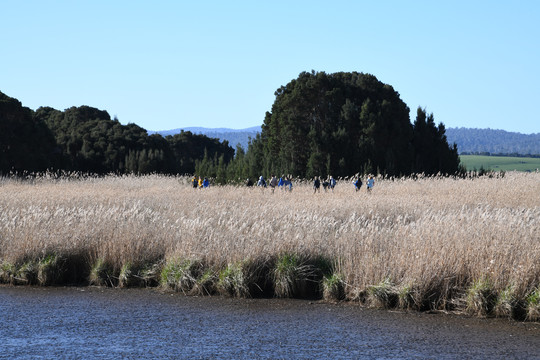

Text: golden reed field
xmin=1 ymin=172 xmax=539 ymax=320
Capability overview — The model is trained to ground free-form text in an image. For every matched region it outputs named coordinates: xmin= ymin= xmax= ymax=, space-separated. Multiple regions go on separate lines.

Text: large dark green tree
xmin=0 ymin=91 xmax=59 ymax=174
xmin=252 ymin=71 xmax=460 ymax=178
xmin=168 ymin=131 xmax=234 ymax=175
xmin=257 ymin=71 xmax=415 ymax=177
xmin=412 ymin=107 xmax=460 ymax=175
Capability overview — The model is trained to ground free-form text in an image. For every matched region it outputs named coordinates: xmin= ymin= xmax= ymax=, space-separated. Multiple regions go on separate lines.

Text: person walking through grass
xmin=278 ymin=175 xmax=285 ymax=190
xmin=322 ymin=179 xmax=330 ymax=191
xmin=353 ymin=177 xmax=362 ymax=191
xmin=313 ymin=176 xmax=321 ymax=193
xmin=367 ymin=175 xmax=375 ymax=192
xmin=329 ymin=176 xmax=336 ymax=191
xmin=285 ymin=177 xmax=293 ymax=191
xmin=269 ymin=174 xmax=278 ymax=194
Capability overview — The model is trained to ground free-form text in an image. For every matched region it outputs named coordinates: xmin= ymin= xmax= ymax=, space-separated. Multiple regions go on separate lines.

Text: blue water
xmin=1 ymin=286 xmax=539 ymax=359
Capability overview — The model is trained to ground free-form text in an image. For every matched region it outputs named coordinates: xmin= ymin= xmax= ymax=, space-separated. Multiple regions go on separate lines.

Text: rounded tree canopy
xmin=258 ymin=71 xmax=414 ymax=178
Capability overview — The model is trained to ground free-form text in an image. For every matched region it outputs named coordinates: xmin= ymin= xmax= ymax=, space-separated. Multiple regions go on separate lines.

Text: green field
xmin=460 ymin=155 xmax=540 ymax=172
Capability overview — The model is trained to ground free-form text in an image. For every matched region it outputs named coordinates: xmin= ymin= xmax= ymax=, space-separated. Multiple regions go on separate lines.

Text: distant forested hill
xmin=150 ymin=126 xmax=261 ymax=150
xmin=0 ymin=90 xmax=234 ymax=175
xmin=446 ymin=128 xmax=540 ymax=156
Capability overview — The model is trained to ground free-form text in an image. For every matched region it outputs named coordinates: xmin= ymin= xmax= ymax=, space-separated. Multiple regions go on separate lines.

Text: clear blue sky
xmin=2 ymin=1 xmax=539 ymax=134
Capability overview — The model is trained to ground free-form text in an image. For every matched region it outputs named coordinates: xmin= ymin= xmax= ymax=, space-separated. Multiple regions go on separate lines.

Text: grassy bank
xmin=1 ymin=173 xmax=539 ymax=320
xmin=460 ymin=155 xmax=540 ymax=172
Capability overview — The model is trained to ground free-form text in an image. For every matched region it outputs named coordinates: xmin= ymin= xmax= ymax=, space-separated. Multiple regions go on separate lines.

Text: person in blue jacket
xmin=329 ymin=176 xmax=336 ymax=191
xmin=353 ymin=177 xmax=362 ymax=191
xmin=278 ymin=175 xmax=285 ymax=190
xmin=366 ymin=175 xmax=375 ymax=192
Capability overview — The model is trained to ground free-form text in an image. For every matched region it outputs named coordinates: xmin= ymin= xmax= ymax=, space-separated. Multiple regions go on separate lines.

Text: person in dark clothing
xmin=353 ymin=178 xmax=362 ymax=191
xmin=322 ymin=180 xmax=330 ymax=191
xmin=313 ymin=176 xmax=321 ymax=193
xmin=329 ymin=176 xmax=336 ymax=191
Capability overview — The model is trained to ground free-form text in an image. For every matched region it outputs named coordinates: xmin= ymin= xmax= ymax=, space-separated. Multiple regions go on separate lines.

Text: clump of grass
xmin=397 ymin=283 xmax=417 ymax=310
xmin=0 ymin=262 xmax=17 ymax=284
xmin=217 ymin=259 xmax=270 ymax=298
xmin=160 ymin=261 xmax=178 ymax=290
xmin=494 ymin=286 xmax=517 ymax=319
xmin=466 ymin=278 xmax=496 ymax=317
xmin=120 ymin=261 xmax=163 ymax=288
xmin=38 ymin=254 xmax=63 ymax=286
xmin=88 ymin=258 xmax=115 ymax=287
xmin=322 ymin=273 xmax=345 ymax=301
xmin=16 ymin=261 xmax=38 ymax=285
xmin=137 ymin=261 xmax=163 ymax=287
xmin=118 ymin=262 xmax=134 ymax=288
xmin=191 ymin=268 xmax=217 ymax=296
xmin=160 ymin=258 xmax=203 ymax=294
xmin=218 ymin=262 xmax=247 ymax=297
xmin=7 ymin=256 xmax=67 ymax=286
xmin=273 ymin=253 xmax=319 ymax=299
xmin=347 ymin=289 xmax=367 ymax=303
xmin=526 ymin=288 xmax=540 ymax=321
xmin=410 ymin=276 xmax=465 ymax=312
xmin=368 ymin=277 xmax=398 ymax=308
xmin=118 ymin=261 xmax=162 ymax=287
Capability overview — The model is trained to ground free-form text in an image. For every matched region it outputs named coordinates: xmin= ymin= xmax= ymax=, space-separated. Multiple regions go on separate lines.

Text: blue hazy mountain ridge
xmin=148 ymin=126 xmax=261 ymax=150
xmin=445 ymin=128 xmax=540 ymax=155
xmin=149 ymin=127 xmax=540 ymax=156
xmin=150 ymin=126 xmax=262 ymax=136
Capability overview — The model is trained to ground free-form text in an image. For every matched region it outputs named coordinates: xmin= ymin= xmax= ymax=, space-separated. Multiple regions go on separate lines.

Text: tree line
xmin=1 ymin=71 xmax=461 ymax=181
xmin=1 ymin=91 xmax=233 ymax=176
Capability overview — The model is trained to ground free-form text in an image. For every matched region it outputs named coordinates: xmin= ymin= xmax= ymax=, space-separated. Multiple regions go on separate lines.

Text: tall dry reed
xmin=1 ymin=173 xmax=539 ymax=317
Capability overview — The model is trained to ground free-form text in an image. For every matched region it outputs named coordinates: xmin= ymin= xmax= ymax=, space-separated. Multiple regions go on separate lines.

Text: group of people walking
xmin=192 ymin=174 xmax=375 ymax=193
xmin=352 ymin=175 xmax=375 ymax=192
xmin=313 ymin=175 xmax=374 ymax=193
xmin=312 ymin=176 xmax=337 ymax=193
xmin=244 ymin=174 xmax=376 ymax=194
xmin=248 ymin=175 xmax=293 ymax=193
xmin=191 ymin=176 xmax=210 ymax=189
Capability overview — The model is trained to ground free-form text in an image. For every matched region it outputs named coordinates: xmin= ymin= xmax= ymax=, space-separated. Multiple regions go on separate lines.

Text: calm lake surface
xmin=1 ymin=286 xmax=539 ymax=359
